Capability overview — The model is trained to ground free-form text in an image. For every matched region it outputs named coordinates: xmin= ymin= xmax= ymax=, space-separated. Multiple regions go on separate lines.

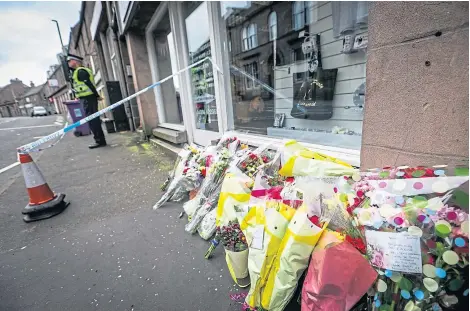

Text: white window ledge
xmin=224 ymin=130 xmax=361 ymax=167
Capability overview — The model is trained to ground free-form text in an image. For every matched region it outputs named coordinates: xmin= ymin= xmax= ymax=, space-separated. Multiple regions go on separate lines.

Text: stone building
xmin=0 ymin=79 xmax=30 ymax=117
xmin=74 ymin=1 xmax=468 ymax=168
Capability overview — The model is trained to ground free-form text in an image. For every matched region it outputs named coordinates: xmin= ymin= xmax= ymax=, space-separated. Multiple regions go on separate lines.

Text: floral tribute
xmin=334 ymin=165 xmax=469 ymax=311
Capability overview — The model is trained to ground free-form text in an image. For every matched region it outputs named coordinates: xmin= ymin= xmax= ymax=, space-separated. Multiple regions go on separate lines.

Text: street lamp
xmin=51 ymin=19 xmax=67 ymax=56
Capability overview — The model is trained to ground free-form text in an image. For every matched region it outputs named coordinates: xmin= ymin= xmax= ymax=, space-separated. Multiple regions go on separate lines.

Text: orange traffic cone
xmin=19 ymin=152 xmax=68 ymax=223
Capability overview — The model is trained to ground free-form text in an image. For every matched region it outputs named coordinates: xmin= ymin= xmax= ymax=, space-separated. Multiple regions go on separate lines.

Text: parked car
xmin=31 ymin=106 xmax=48 ymax=117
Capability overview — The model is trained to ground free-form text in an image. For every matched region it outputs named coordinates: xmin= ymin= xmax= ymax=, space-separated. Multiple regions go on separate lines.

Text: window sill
xmin=159 ymin=123 xmax=186 ymax=132
xmin=225 ymin=130 xmax=361 ymax=167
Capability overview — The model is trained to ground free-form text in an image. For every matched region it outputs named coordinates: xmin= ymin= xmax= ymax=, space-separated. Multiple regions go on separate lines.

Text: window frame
xmin=243 ymin=62 xmax=259 ymax=90
xmin=293 ymin=1 xmax=315 ymax=30
xmin=242 ymin=27 xmax=248 ymax=51
xmin=242 ymin=23 xmax=258 ymax=51
xmin=247 ymin=23 xmax=257 ymax=49
xmin=268 ymin=11 xmax=277 ymax=41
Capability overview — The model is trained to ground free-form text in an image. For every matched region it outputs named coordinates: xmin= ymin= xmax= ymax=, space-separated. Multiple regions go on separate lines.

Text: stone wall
xmin=361 ymin=2 xmax=469 ymax=168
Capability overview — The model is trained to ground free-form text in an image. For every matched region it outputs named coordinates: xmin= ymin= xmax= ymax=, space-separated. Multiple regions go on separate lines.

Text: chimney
xmin=10 ymin=78 xmax=22 ymax=84
xmin=30 ymin=81 xmax=35 ymax=87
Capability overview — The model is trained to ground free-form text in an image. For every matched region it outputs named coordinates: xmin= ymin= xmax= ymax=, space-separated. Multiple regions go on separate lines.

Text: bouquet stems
xmin=205 ymin=238 xmax=219 ymax=259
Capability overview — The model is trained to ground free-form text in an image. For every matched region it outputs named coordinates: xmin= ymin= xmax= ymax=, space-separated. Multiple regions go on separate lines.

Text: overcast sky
xmin=0 ymin=1 xmax=81 ymax=87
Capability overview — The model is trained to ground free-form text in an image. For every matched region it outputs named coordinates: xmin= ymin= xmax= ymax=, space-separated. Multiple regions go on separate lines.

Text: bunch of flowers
xmin=334 ymin=166 xmax=470 ymax=311
xmin=215 ymin=220 xmax=248 ymax=252
xmin=217 ymin=136 xmax=238 ymax=149
xmin=195 ymin=153 xmax=213 ymax=177
xmin=239 ymin=152 xmax=265 ymax=178
xmin=185 ymin=145 xmax=240 ymax=234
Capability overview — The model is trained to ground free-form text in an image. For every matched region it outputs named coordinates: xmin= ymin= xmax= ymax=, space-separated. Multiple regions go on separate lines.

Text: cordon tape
xmin=18 ymin=57 xmax=222 ymax=154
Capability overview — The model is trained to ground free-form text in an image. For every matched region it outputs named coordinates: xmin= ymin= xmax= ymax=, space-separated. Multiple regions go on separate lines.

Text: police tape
xmin=18 ymin=57 xmax=222 ymax=154
xmin=29 ymin=122 xmax=69 ymax=153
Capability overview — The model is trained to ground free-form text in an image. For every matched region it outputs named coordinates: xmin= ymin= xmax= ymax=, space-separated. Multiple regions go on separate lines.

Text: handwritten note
xmin=365 ymin=230 xmax=422 ymax=274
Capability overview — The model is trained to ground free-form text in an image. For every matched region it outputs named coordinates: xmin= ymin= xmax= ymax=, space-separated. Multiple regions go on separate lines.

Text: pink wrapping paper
xmin=301 ymin=242 xmax=377 ymax=311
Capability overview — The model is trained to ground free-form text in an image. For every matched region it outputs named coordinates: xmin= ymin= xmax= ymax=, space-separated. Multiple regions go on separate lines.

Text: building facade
xmin=87 ymin=1 xmax=140 ymax=131
xmin=82 ymin=1 xmax=468 ymax=168
xmin=43 ymin=60 xmax=71 ymax=115
xmin=0 ymin=78 xmax=30 ymax=117
xmin=17 ymin=82 xmax=55 ymax=116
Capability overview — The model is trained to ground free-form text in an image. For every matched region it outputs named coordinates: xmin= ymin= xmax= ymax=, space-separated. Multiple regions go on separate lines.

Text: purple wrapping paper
xmin=301 ymin=242 xmax=377 ymax=311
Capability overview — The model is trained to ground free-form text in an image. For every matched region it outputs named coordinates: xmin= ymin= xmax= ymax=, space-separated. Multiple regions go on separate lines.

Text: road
xmin=0 ymin=116 xmax=251 ymax=311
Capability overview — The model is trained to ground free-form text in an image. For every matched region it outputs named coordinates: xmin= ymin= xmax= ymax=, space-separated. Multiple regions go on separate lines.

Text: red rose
xmin=346 ymin=235 xmax=366 ymax=254
xmin=201 ymin=167 xmax=206 ymax=177
xmin=286 ymin=177 xmax=294 ymax=183
xmin=424 ymin=168 xmax=434 ymax=177
xmin=183 ymin=168 xmax=189 ymax=174
xmin=308 ymin=215 xmax=321 ymax=227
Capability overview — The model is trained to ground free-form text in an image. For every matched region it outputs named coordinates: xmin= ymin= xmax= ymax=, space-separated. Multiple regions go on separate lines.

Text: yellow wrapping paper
xmin=216 ymin=172 xmax=252 ymax=226
xmin=242 ymin=202 xmax=295 ymax=308
xmin=278 ymin=140 xmax=356 ymax=177
xmin=261 ymin=206 xmax=327 ymax=310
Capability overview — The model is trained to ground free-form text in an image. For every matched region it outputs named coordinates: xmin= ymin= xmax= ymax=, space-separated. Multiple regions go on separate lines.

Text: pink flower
xmin=371 ymin=252 xmax=384 ymax=268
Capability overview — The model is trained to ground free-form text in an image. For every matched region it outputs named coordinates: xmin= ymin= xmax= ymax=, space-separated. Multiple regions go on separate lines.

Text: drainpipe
xmin=107 ymin=2 xmax=135 ymax=131
xmin=111 ymin=29 xmax=135 ymax=131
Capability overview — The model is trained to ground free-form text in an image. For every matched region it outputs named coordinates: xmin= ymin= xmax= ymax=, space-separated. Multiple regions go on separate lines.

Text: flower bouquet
xmin=243 ymin=201 xmax=296 ymax=309
xmin=153 ymin=145 xmax=200 ymax=209
xmin=197 ymin=207 xmax=217 ymax=240
xmin=185 ymin=143 xmax=240 ymax=234
xmin=335 ymin=166 xmax=469 ymax=311
xmin=278 ymin=140 xmax=356 ymax=177
xmin=259 ymin=205 xmax=328 ymax=311
xmin=215 ymin=220 xmax=251 ymax=286
xmin=301 ymin=236 xmax=378 ymax=311
xmin=160 ymin=144 xmax=199 ymax=191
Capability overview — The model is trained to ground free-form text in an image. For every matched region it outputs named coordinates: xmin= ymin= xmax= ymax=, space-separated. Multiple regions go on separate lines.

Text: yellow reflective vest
xmin=72 ymin=67 xmax=96 ymax=98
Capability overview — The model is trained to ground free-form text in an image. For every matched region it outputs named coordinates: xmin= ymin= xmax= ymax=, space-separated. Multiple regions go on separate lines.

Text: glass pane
xmin=184 ymin=2 xmax=219 ymax=132
xmin=222 ymin=1 xmax=367 ymax=150
xmin=153 ymin=12 xmax=183 ymax=124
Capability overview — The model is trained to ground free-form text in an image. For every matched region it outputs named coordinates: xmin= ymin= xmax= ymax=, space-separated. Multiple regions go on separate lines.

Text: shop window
xmin=222 ymin=1 xmax=368 ymax=149
xmin=244 ymin=62 xmax=259 ymax=89
xmin=152 ymin=10 xmax=183 ymax=125
xmin=184 ymin=2 xmax=219 ymax=132
xmin=268 ymin=12 xmax=277 ymax=41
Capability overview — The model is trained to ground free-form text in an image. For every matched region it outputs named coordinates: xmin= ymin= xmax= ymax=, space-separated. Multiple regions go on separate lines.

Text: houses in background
xmin=0 ymin=79 xmax=32 ymax=117
xmin=43 ymin=55 xmax=71 ymax=115
xmin=18 ymin=82 xmax=54 ymax=116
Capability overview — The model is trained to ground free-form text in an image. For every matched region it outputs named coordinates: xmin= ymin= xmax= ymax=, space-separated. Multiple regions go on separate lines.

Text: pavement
xmin=0 ymin=115 xmax=257 ymax=311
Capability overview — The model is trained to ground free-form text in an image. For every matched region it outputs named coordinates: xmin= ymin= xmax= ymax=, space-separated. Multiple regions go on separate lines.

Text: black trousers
xmin=80 ymin=96 xmax=106 ymax=144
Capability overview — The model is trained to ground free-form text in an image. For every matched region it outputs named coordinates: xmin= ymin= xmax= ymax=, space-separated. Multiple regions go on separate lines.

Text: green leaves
xmin=448 ymin=279 xmax=464 ymax=291
xmin=398 ymin=278 xmax=413 ymax=291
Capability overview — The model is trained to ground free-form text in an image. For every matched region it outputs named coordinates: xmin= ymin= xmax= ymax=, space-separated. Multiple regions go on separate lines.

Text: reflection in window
xmin=244 ymin=62 xmax=258 ymax=89
xmin=293 ymin=1 xmax=314 ymax=30
xmin=268 ymin=12 xmax=277 ymax=41
xmin=242 ymin=27 xmax=248 ymax=51
xmin=242 ymin=24 xmax=258 ymax=50
xmin=184 ymin=2 xmax=218 ymax=132
xmin=224 ymin=1 xmax=367 ymax=150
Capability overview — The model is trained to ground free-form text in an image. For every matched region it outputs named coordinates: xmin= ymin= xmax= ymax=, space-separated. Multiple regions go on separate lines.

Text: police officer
xmin=67 ymin=54 xmax=107 ymax=149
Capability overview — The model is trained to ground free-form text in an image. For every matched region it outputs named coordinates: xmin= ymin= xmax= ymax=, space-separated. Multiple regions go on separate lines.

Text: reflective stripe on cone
xmin=18 ymin=153 xmax=56 ymax=205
